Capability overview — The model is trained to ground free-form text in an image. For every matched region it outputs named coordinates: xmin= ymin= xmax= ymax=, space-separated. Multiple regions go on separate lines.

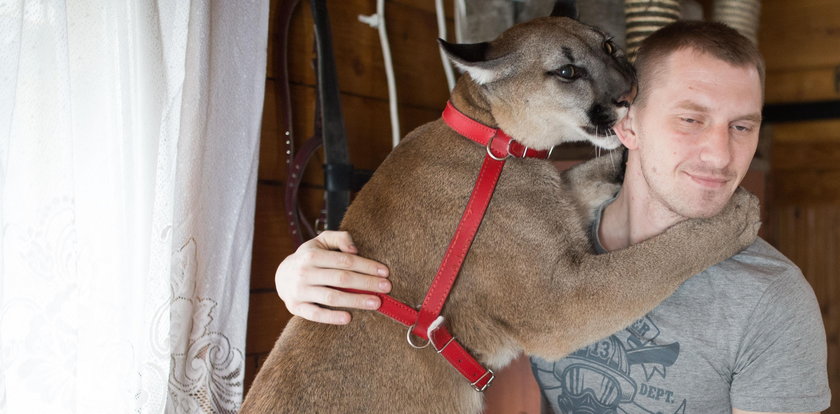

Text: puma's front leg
xmin=561 ymin=154 xmax=623 ymax=226
xmin=526 ymin=187 xmax=760 ymax=359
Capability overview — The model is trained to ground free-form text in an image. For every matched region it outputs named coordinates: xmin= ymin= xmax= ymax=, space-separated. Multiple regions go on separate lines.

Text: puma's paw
xmin=718 ymin=187 xmax=761 ymax=249
xmin=563 ymin=154 xmax=623 ymax=222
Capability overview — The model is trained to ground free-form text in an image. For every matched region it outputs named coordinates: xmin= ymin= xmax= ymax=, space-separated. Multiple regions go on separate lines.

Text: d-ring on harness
xmin=342 ymin=101 xmax=552 ymax=392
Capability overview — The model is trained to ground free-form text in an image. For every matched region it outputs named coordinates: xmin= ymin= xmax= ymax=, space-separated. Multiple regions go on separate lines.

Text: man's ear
xmin=614 ymin=107 xmax=639 ymax=150
xmin=438 ymin=39 xmax=513 ymax=85
xmin=549 ymin=0 xmax=579 ymax=19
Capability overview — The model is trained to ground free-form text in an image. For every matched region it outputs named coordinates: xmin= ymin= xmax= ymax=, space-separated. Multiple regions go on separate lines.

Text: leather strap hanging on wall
xmin=282 ymin=0 xmax=372 ymax=247
xmin=310 ymin=0 xmax=352 ymax=232
xmin=277 ymin=0 xmax=318 ymax=247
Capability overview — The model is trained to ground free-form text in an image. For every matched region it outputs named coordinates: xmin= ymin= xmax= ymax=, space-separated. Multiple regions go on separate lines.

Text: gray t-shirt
xmin=531 ymin=199 xmax=831 ymax=413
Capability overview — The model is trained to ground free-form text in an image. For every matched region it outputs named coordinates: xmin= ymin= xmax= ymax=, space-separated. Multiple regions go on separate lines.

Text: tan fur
xmin=242 ymin=16 xmax=760 ymax=414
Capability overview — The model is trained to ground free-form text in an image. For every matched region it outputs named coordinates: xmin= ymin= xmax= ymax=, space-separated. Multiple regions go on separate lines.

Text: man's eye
xmin=733 ymin=125 xmax=753 ymax=133
xmin=681 ymin=117 xmax=697 ymax=124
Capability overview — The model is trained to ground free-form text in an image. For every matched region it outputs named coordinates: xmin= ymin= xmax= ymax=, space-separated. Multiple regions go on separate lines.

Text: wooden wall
xmin=247 ymin=0 xmax=840 ymax=411
xmin=759 ymin=0 xmax=840 ymax=413
xmin=760 ymin=0 xmax=840 ymax=411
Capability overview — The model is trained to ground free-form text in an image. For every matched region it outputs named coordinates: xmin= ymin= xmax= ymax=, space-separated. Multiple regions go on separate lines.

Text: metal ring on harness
xmin=407 ymin=315 xmax=446 ymax=349
xmin=406 ymin=324 xmax=431 ymax=349
xmin=485 ymin=134 xmax=511 ymax=161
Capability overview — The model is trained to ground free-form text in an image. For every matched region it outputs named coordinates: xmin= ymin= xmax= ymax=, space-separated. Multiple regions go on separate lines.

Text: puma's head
xmin=440 ymin=8 xmax=636 ymax=151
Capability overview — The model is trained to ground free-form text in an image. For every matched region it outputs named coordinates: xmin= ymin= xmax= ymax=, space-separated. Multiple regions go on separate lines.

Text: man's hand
xmin=275 ymin=231 xmax=391 ymax=325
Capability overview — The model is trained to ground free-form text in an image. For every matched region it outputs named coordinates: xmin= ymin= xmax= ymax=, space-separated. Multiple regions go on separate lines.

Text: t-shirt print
xmin=533 ymin=315 xmax=687 ymax=414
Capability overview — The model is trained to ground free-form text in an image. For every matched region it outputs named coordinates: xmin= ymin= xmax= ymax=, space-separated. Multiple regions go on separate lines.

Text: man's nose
xmin=699 ymin=125 xmax=732 ymax=168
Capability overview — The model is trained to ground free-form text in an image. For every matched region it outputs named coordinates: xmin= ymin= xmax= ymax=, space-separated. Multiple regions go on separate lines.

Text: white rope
xmin=454 ymin=0 xmax=467 ymax=43
xmin=436 ymin=0 xmax=457 ymax=91
xmin=359 ymin=0 xmax=401 ymax=147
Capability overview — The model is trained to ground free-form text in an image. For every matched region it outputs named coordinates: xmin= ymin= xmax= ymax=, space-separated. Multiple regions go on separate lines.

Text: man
xmin=272 ymin=21 xmax=830 ymax=412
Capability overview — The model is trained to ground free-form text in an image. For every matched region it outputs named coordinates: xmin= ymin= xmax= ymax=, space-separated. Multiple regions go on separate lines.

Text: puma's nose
xmin=587 ymin=104 xmax=613 ymax=126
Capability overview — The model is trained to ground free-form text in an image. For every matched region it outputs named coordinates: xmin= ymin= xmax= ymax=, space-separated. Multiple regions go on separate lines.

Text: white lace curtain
xmin=0 ymin=1 xmax=268 ymax=412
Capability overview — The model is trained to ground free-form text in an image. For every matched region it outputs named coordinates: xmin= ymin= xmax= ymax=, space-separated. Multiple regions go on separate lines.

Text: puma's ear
xmin=549 ymin=0 xmax=579 ymax=20
xmin=614 ymin=108 xmax=639 ymax=150
xmin=438 ymin=39 xmax=513 ymax=85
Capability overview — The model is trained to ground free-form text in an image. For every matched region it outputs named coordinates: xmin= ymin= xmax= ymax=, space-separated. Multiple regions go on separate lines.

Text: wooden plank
xmin=389 ymin=0 xmax=455 ymax=15
xmin=246 ymin=291 xmax=290 ymax=355
xmin=768 ymin=120 xmax=840 ymax=144
xmin=243 ymin=355 xmax=259 ymax=395
xmin=765 ymin=66 xmax=840 ymax=104
xmin=759 ymin=0 xmax=840 ymax=71
xmin=251 ymin=183 xmax=327 ymax=291
xmin=243 ymin=353 xmax=273 ymax=396
xmin=250 ymin=182 xmax=295 ymax=292
xmin=273 ymin=0 xmax=453 ymax=110
xmin=259 ymin=80 xmax=442 ymax=183
xmin=770 ymin=170 xmax=840 ymax=204
xmin=267 ymin=0 xmax=455 ymax=79
xmin=768 ymin=204 xmax=840 ymax=396
xmin=772 ymin=141 xmax=840 ymax=171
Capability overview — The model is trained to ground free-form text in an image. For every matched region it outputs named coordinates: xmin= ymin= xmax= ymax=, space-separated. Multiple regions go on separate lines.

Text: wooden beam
xmin=768 ymin=120 xmax=840 ymax=143
xmin=766 ymin=66 xmax=840 ymax=104
xmin=246 ymin=291 xmax=289 ymax=355
xmin=764 ymin=100 xmax=840 ymax=123
xmin=772 ymin=141 xmax=840 ymax=171
xmin=759 ymin=0 xmax=840 ymax=71
xmin=771 ymin=170 xmax=840 ymax=204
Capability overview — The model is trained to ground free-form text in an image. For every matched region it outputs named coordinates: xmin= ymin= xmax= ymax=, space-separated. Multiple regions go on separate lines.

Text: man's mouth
xmin=685 ymin=172 xmax=730 ymax=188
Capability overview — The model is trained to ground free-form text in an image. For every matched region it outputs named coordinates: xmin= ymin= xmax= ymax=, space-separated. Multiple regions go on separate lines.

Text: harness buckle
xmin=471 ymin=369 xmax=495 ymax=392
xmin=521 ymin=145 xmax=554 ymax=159
xmin=433 ymin=335 xmax=456 ymax=354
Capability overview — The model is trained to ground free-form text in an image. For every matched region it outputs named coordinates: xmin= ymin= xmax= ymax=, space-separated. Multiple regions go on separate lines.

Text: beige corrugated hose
xmin=713 ymin=0 xmax=761 ymax=45
xmin=624 ymin=0 xmax=682 ymax=62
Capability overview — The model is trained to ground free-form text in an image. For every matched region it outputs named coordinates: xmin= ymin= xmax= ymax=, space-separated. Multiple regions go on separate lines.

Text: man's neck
xmin=598 ymin=171 xmax=686 ymax=251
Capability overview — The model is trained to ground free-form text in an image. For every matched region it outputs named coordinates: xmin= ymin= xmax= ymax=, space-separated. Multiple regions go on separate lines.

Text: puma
xmin=242 ymin=6 xmax=760 ymax=413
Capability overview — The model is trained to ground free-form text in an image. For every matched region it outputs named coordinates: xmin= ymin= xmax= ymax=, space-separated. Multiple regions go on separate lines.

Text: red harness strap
xmin=343 ymin=287 xmax=497 ymax=391
xmin=343 ymin=101 xmax=551 ymax=392
xmin=412 ymin=102 xmax=551 ymax=340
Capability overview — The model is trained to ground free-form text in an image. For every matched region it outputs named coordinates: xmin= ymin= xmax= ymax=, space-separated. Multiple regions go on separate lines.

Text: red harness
xmin=344 ymin=101 xmax=551 ymax=392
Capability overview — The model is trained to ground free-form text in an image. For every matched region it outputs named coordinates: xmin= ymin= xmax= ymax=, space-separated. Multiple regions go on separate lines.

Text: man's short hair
xmin=633 ymin=20 xmax=766 ymax=107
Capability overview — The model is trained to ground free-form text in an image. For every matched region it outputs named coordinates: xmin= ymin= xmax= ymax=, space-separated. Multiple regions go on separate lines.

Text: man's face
xmin=624 ymin=48 xmax=762 ymax=219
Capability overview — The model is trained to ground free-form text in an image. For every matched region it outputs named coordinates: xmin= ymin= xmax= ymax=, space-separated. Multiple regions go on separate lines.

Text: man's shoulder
xmin=732 ymin=237 xmax=797 ymax=266
xmin=707 ymin=237 xmax=804 ymax=286
xmin=689 ymin=238 xmax=819 ymax=318
xmin=677 ymin=238 xmax=813 ymax=311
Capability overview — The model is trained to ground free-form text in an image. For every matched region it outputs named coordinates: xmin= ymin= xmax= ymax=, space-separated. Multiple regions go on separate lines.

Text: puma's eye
xmin=604 ymin=39 xmax=616 ymax=55
xmin=553 ymin=65 xmax=580 ymax=80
